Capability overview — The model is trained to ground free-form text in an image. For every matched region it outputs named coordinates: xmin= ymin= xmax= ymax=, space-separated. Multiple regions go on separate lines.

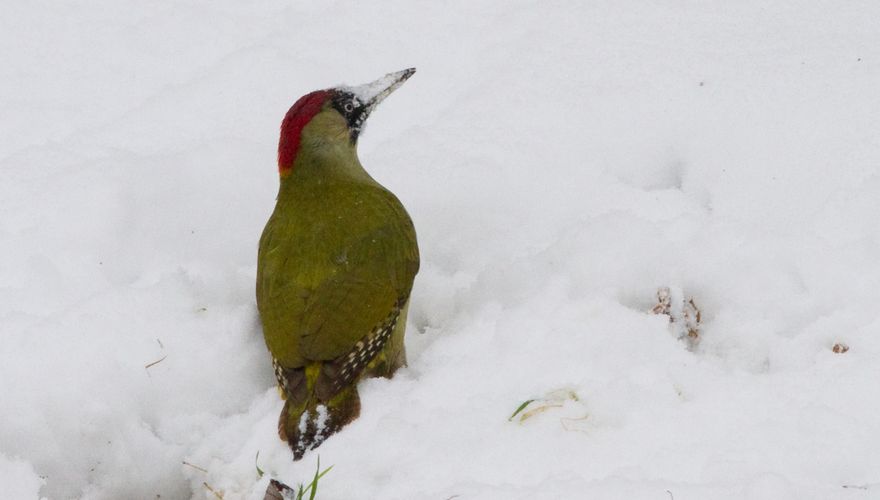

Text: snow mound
xmin=2 ymin=1 xmax=880 ymax=499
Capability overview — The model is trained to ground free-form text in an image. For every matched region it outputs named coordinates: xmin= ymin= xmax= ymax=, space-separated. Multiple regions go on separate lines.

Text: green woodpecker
xmin=257 ymin=69 xmax=419 ymax=459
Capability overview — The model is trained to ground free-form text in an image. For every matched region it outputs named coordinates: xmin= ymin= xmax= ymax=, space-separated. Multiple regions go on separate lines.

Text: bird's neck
xmin=278 ymin=139 xmax=376 ymax=198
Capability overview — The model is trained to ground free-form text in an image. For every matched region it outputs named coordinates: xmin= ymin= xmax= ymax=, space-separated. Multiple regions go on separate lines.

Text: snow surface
xmin=2 ymin=1 xmax=880 ymax=499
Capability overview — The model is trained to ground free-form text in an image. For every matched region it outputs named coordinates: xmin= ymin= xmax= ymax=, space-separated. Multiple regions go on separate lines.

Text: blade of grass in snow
xmin=291 ymin=456 xmax=333 ymax=500
xmin=508 ymin=399 xmax=536 ymax=421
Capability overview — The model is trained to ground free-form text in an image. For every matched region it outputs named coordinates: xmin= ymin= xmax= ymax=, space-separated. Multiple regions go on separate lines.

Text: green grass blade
xmin=509 ymin=399 xmax=535 ymax=421
xmin=255 ymin=451 xmax=264 ymax=479
xmin=308 ymin=457 xmax=321 ymax=500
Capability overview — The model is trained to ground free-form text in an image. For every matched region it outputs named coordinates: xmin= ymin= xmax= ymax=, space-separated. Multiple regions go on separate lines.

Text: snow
xmin=2 ymin=1 xmax=880 ymax=499
xmin=0 ymin=454 xmax=43 ymax=499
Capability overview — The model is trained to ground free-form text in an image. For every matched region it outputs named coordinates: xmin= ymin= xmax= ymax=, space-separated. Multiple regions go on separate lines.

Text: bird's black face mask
xmin=331 ymin=68 xmax=416 ymax=143
xmin=330 ymin=91 xmax=370 ymax=142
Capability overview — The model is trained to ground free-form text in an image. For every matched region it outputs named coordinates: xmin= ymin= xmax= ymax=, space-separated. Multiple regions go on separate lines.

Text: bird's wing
xmin=297 ymin=220 xmax=418 ymax=361
xmin=256 ymin=188 xmax=419 ymax=367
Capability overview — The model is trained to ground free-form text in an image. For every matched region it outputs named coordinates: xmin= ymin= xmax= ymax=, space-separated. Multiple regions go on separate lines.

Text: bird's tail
xmin=278 ymin=383 xmax=361 ymax=460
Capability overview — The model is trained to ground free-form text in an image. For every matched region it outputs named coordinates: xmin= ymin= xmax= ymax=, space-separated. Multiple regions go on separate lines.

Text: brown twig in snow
xmin=144 ymin=355 xmax=167 ymax=370
xmin=182 ymin=461 xmax=208 ymax=474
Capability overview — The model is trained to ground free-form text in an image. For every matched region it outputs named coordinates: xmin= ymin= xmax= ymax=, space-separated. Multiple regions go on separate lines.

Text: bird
xmin=256 ymin=69 xmax=419 ymax=459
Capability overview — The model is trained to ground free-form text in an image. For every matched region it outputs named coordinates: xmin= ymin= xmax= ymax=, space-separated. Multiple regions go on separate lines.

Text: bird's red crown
xmin=277 ymin=90 xmax=330 ymax=176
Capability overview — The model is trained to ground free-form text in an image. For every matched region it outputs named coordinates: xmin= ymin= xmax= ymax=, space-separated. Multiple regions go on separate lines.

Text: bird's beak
xmin=347 ymin=68 xmax=416 ymax=117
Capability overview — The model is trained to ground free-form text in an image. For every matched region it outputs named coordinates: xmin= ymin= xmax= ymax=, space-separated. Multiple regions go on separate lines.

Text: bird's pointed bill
xmin=343 ymin=68 xmax=416 ymax=113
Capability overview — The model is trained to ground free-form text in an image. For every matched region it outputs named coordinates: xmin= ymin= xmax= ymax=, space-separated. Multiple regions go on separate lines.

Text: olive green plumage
xmin=257 ymin=72 xmax=418 ymax=459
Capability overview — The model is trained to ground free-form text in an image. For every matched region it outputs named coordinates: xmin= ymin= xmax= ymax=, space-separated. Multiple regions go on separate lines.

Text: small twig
xmin=842 ymin=483 xmax=873 ymax=490
xmin=682 ymin=297 xmax=701 ymax=344
xmin=203 ymin=482 xmax=223 ymax=499
xmin=182 ymin=461 xmax=208 ymax=474
xmin=651 ymin=287 xmax=672 ymax=316
xmin=145 ymin=355 xmax=167 ymax=370
xmin=156 ymin=338 xmax=164 ymax=349
xmin=651 ymin=287 xmax=702 ymax=348
xmin=666 ymin=489 xmax=674 ymax=499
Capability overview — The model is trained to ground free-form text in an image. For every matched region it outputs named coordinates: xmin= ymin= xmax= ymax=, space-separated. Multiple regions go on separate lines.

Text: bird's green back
xmin=256 ymin=136 xmax=419 ymax=368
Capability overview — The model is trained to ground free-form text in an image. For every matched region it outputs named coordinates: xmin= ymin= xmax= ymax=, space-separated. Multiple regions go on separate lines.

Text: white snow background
xmin=2 ymin=1 xmax=880 ymax=499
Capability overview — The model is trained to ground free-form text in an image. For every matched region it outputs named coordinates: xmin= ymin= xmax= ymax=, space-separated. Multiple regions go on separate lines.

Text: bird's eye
xmin=344 ymin=101 xmax=355 ymax=113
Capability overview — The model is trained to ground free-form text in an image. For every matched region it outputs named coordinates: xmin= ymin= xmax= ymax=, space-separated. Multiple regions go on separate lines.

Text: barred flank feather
xmin=320 ymin=300 xmax=402 ymax=397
